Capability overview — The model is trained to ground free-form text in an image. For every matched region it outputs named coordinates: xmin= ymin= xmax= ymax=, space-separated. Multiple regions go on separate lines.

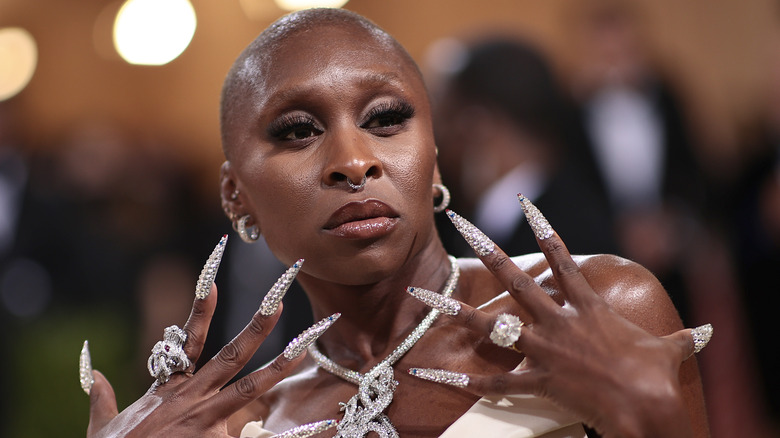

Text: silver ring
xmin=347 ymin=175 xmax=367 ymax=191
xmin=147 ymin=325 xmax=191 ymax=384
xmin=490 ymin=313 xmax=524 ymax=348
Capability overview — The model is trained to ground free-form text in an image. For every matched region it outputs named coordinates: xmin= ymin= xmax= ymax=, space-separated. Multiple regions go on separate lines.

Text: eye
xmin=268 ymin=114 xmax=322 ymax=142
xmin=362 ymin=100 xmax=415 ymax=135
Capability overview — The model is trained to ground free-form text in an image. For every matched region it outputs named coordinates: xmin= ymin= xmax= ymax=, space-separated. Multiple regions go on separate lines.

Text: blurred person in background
xmin=726 ymin=22 xmax=780 ymax=435
xmin=569 ymin=2 xmax=776 ymax=436
xmin=568 ymin=1 xmax=708 ymax=323
xmin=426 ymin=35 xmax=618 ymax=260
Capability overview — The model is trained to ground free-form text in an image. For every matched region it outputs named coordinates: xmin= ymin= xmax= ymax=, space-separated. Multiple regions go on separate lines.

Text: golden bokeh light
xmin=273 ymin=0 xmax=349 ymax=12
xmin=0 ymin=27 xmax=37 ymax=101
xmin=113 ymin=0 xmax=197 ymax=66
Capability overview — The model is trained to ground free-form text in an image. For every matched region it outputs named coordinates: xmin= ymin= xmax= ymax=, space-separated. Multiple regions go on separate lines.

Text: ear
xmin=432 ymin=160 xmax=443 ymax=186
xmin=220 ymin=161 xmax=243 ymax=221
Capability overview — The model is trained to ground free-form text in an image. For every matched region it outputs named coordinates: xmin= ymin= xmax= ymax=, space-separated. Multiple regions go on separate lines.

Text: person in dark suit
xmin=428 ymin=36 xmax=618 ymax=259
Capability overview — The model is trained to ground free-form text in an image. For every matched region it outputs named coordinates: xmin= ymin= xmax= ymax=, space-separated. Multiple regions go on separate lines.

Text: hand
xmin=409 ymin=201 xmax=711 ymax=438
xmin=86 ymin=281 xmax=302 ymax=438
xmin=81 ymin=241 xmax=336 ymax=438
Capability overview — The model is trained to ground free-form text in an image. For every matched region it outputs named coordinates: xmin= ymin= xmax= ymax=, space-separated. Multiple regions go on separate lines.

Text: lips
xmin=323 ymin=199 xmax=399 ymax=239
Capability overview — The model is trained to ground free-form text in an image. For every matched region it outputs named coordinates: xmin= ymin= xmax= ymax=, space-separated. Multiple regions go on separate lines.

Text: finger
xmin=406 ymin=287 xmax=496 ymax=334
xmin=517 ymin=195 xmax=599 ymax=308
xmin=196 ymin=304 xmax=283 ymax=391
xmin=196 ymin=260 xmax=306 ymax=391
xmin=201 ymin=312 xmax=340 ymax=417
xmin=409 ymin=367 xmax=538 ymax=398
xmin=466 ymin=368 xmax=539 ymax=397
xmin=181 ymin=282 xmax=218 ymax=367
xmin=446 ymin=210 xmax=559 ymax=320
xmin=665 ymin=324 xmax=713 ymax=362
xmin=182 ymin=235 xmax=228 ymax=366
xmin=87 ymin=370 xmax=119 ymax=436
xmin=205 ymin=352 xmax=305 ymax=418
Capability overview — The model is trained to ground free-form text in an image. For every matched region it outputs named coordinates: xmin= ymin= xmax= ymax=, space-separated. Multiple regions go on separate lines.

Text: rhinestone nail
xmin=409 ymin=368 xmax=469 ymax=388
xmin=283 ymin=313 xmax=340 ymax=360
xmin=271 ymin=419 xmax=339 ymax=438
xmin=406 ymin=287 xmax=461 ymax=315
xmin=79 ymin=340 xmax=94 ymax=395
xmin=446 ymin=210 xmax=495 ymax=256
xmin=260 ymin=259 xmax=304 ymax=316
xmin=195 ymin=235 xmax=228 ymax=299
xmin=518 ymin=194 xmax=553 ymax=240
xmin=692 ymin=323 xmax=713 ymax=354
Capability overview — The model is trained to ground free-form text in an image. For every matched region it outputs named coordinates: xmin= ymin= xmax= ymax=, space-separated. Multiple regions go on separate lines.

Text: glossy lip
xmin=323 ymin=199 xmax=400 ymax=239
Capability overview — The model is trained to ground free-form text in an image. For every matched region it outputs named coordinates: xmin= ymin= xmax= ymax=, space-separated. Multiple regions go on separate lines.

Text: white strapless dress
xmin=241 ymin=394 xmax=586 ymax=438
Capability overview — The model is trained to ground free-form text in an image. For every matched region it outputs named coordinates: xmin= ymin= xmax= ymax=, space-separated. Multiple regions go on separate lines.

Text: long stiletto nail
xmin=283 ymin=313 xmax=340 ymax=360
xmin=691 ymin=323 xmax=713 ymax=354
xmin=409 ymin=368 xmax=469 ymax=388
xmin=407 ymin=287 xmax=461 ymax=315
xmin=260 ymin=259 xmax=304 ymax=316
xmin=271 ymin=419 xmax=339 ymax=438
xmin=446 ymin=210 xmax=495 ymax=256
xmin=79 ymin=340 xmax=94 ymax=395
xmin=517 ymin=194 xmax=553 ymax=240
xmin=195 ymin=235 xmax=228 ymax=299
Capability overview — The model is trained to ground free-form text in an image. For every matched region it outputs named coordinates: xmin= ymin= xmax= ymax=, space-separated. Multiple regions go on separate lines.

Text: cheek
xmin=384 ymin=139 xmax=437 ymax=214
xmin=239 ymin=153 xmax=319 ymax=244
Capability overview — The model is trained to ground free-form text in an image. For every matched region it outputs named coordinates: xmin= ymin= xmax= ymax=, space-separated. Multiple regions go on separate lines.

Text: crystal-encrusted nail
xmin=692 ymin=323 xmax=713 ymax=354
xmin=260 ymin=259 xmax=304 ymax=316
xmin=195 ymin=235 xmax=228 ymax=299
xmin=283 ymin=313 xmax=340 ymax=360
xmin=446 ymin=210 xmax=495 ymax=256
xmin=407 ymin=287 xmax=461 ymax=315
xmin=79 ymin=340 xmax=94 ymax=395
xmin=409 ymin=368 xmax=469 ymax=388
xmin=271 ymin=419 xmax=339 ymax=438
xmin=518 ymin=194 xmax=553 ymax=240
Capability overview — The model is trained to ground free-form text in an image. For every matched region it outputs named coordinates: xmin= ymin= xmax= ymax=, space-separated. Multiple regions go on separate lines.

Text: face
xmin=222 ymin=24 xmax=439 ymax=285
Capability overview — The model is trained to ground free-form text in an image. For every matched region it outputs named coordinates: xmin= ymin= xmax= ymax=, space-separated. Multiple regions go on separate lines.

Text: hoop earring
xmin=432 ymin=184 xmax=451 ymax=213
xmin=235 ymin=214 xmax=260 ymax=243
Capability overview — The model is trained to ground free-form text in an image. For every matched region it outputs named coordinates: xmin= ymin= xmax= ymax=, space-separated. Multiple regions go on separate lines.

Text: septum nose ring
xmin=347 ymin=175 xmax=367 ymax=191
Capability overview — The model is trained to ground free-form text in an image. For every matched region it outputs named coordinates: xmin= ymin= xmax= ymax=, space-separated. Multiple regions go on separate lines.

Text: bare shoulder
xmin=571 ymin=253 xmax=684 ymax=335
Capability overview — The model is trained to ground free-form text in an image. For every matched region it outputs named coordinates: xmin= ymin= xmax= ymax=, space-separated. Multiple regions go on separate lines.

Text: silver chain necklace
xmin=307 ymin=256 xmax=460 ymax=438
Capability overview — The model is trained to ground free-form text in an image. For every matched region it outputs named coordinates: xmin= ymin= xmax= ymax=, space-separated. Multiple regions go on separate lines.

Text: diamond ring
xmin=490 ymin=313 xmax=524 ymax=349
xmin=147 ymin=325 xmax=191 ymax=384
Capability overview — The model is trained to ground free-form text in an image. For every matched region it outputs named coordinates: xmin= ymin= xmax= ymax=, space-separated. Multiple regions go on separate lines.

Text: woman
xmin=80 ymin=8 xmax=710 ymax=438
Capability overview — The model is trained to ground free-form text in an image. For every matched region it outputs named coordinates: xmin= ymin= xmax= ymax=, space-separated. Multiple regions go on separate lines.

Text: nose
xmin=321 ymin=131 xmax=383 ymax=190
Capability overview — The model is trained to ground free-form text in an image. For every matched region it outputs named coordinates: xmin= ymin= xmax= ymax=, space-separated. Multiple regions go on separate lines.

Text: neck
xmin=296 ymin=239 xmax=452 ymax=371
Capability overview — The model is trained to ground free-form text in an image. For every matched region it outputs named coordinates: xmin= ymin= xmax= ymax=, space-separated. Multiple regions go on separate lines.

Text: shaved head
xmin=219 ymin=8 xmax=423 ymax=156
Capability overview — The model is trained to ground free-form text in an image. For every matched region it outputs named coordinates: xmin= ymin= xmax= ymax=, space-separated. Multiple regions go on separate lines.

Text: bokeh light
xmin=113 ymin=0 xmax=197 ymax=66
xmin=273 ymin=0 xmax=349 ymax=12
xmin=0 ymin=27 xmax=37 ymax=101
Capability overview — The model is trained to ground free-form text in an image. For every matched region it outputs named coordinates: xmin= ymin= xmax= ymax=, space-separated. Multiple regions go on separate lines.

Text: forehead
xmin=251 ymin=24 xmax=424 ymax=105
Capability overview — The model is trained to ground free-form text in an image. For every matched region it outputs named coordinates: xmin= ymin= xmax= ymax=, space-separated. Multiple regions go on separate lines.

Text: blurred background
xmin=0 ymin=0 xmax=778 ymax=436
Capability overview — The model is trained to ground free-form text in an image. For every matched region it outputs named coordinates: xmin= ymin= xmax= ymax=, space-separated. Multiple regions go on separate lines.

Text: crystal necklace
xmin=307 ymin=255 xmax=460 ymax=438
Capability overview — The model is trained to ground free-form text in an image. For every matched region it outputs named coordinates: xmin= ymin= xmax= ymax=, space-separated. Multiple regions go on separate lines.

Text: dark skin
xmin=87 ymin=12 xmax=709 ymax=438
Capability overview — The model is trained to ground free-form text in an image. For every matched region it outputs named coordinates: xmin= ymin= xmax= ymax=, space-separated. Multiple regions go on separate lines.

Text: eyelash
xmin=267 ymin=100 xmax=415 ymax=142
xmin=267 ymin=114 xmax=319 ymax=141
xmin=362 ymin=100 xmax=415 ymax=129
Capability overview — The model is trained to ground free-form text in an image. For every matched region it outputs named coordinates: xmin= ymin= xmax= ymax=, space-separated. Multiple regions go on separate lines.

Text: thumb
xmin=87 ymin=370 xmax=119 ymax=436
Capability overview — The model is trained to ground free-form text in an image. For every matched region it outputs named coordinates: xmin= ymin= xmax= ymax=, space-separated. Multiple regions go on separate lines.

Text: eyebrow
xmin=265 ymin=69 xmax=407 ymax=107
